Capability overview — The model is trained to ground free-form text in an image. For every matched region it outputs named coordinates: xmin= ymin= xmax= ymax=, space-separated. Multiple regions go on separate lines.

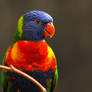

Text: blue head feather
xmin=22 ymin=10 xmax=53 ymax=41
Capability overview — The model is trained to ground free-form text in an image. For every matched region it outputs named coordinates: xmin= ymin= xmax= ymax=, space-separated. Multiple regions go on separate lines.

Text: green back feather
xmin=14 ymin=16 xmax=24 ymax=42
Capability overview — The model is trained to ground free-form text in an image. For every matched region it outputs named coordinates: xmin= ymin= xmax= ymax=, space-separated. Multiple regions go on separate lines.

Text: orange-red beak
xmin=43 ymin=22 xmax=55 ymax=38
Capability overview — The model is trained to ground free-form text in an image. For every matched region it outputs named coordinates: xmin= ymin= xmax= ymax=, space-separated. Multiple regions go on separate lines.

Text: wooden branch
xmin=0 ymin=65 xmax=47 ymax=92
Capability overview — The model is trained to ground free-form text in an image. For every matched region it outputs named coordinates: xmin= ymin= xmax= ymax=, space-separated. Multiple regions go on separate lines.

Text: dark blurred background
xmin=0 ymin=0 xmax=92 ymax=92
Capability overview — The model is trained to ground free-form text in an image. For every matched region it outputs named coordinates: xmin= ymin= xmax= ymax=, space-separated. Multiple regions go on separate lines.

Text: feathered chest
xmin=6 ymin=40 xmax=56 ymax=72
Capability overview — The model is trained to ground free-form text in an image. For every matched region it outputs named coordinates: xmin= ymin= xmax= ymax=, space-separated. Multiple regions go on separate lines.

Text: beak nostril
xmin=47 ymin=22 xmax=53 ymax=26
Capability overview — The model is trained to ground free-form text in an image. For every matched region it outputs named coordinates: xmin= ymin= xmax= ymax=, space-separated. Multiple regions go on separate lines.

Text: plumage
xmin=1 ymin=10 xmax=58 ymax=92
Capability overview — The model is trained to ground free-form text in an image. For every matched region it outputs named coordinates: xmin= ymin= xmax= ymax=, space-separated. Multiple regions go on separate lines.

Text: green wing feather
xmin=47 ymin=63 xmax=58 ymax=92
xmin=1 ymin=47 xmax=12 ymax=92
xmin=46 ymin=46 xmax=58 ymax=92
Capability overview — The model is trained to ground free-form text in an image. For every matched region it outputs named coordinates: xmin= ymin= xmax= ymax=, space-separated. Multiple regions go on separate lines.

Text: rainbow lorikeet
xmin=1 ymin=10 xmax=58 ymax=92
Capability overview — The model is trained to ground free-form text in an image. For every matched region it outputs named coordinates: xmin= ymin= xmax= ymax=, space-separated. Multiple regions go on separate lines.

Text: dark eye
xmin=34 ymin=20 xmax=47 ymax=26
xmin=34 ymin=20 xmax=41 ymax=24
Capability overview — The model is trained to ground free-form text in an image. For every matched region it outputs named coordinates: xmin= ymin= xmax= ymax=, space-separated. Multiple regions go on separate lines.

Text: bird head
xmin=14 ymin=10 xmax=55 ymax=42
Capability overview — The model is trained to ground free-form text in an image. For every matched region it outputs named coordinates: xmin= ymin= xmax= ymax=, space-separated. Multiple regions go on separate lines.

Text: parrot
xmin=1 ymin=10 xmax=58 ymax=92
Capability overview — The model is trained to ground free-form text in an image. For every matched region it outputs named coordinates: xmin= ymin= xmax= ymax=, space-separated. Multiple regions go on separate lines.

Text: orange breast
xmin=6 ymin=40 xmax=56 ymax=72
